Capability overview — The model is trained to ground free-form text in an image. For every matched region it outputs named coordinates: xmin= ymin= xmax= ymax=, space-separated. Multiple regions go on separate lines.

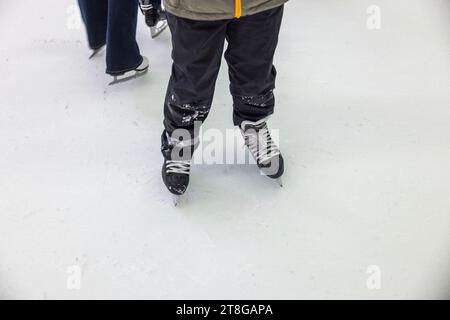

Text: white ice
xmin=0 ymin=0 xmax=449 ymax=299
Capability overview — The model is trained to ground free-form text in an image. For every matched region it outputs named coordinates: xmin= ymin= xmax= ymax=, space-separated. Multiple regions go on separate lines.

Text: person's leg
xmin=106 ymin=0 xmax=142 ymax=75
xmin=149 ymin=0 xmax=161 ymax=9
xmin=225 ymin=5 xmax=284 ymax=126
xmin=161 ymin=14 xmax=228 ymax=196
xmin=225 ymin=6 xmax=285 ymax=179
xmin=78 ymin=0 xmax=108 ymax=50
xmin=162 ymin=13 xmax=228 ymax=157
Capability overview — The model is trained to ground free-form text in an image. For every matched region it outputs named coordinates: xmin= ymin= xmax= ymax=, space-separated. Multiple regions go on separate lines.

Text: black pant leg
xmin=150 ymin=0 xmax=161 ymax=8
xmin=106 ymin=0 xmax=142 ymax=74
xmin=163 ymin=13 xmax=228 ymax=137
xmin=78 ymin=0 xmax=108 ymax=50
xmin=225 ymin=5 xmax=284 ymax=126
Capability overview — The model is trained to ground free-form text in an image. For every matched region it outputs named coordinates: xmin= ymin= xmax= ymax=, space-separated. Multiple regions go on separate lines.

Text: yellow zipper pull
xmin=235 ymin=0 xmax=242 ymax=18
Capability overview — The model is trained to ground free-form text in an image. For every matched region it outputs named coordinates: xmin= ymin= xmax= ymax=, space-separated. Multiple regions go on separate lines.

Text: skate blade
xmin=172 ymin=194 xmax=184 ymax=207
xmin=151 ymin=21 xmax=168 ymax=39
xmin=88 ymin=46 xmax=105 ymax=60
xmin=276 ymin=177 xmax=283 ymax=187
xmin=108 ymin=68 xmax=149 ymax=86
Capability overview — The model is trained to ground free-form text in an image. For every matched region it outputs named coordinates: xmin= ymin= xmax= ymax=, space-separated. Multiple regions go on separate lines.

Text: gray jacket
xmin=164 ymin=0 xmax=288 ymax=20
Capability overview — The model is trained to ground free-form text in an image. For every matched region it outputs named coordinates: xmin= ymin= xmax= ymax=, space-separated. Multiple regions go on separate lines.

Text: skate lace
xmin=166 ymin=160 xmax=191 ymax=175
xmin=242 ymin=123 xmax=280 ymax=165
xmin=139 ymin=2 xmax=153 ymax=11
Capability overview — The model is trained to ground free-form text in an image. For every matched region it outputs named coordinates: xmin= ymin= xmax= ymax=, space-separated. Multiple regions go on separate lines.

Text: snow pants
xmin=78 ymin=0 xmax=143 ymax=75
xmin=162 ymin=5 xmax=284 ymax=141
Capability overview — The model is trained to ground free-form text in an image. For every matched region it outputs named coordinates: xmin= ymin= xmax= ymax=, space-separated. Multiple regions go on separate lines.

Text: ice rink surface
xmin=0 ymin=0 xmax=449 ymax=299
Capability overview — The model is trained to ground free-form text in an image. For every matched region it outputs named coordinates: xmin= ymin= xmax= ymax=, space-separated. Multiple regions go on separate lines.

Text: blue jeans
xmin=78 ymin=0 xmax=143 ymax=75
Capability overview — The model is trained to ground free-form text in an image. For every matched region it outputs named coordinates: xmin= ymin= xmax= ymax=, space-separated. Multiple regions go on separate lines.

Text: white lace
xmin=241 ymin=121 xmax=280 ymax=165
xmin=166 ymin=160 xmax=191 ymax=175
xmin=139 ymin=3 xmax=153 ymax=11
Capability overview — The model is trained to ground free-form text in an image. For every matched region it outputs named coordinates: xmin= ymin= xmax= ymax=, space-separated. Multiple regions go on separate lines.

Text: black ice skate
xmin=161 ymin=131 xmax=194 ymax=206
xmin=240 ymin=118 xmax=285 ymax=186
xmin=162 ymin=159 xmax=191 ymax=206
xmin=139 ymin=1 xmax=168 ymax=39
xmin=108 ymin=56 xmax=149 ymax=85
